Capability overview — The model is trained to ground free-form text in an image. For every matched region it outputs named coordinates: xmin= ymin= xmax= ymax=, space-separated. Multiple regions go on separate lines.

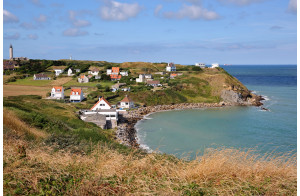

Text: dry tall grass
xmin=3 ymin=109 xmax=297 ymax=195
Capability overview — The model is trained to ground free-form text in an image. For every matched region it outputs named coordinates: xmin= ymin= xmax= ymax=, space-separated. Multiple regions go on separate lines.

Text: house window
xmin=111 ymin=115 xmax=115 ymax=117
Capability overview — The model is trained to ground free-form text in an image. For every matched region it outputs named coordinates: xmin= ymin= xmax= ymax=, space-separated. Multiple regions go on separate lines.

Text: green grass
xmin=8 ymin=77 xmax=52 ymax=86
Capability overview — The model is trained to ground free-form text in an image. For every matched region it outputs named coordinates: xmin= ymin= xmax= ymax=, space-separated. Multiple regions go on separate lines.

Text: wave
xmin=135 ymin=123 xmax=153 ymax=153
xmin=262 ymin=95 xmax=270 ymax=101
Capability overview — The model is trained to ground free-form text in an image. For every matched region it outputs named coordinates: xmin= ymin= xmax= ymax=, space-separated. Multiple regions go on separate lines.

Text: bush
xmin=192 ymin=66 xmax=202 ymax=71
xmin=96 ymin=84 xmax=102 ymax=89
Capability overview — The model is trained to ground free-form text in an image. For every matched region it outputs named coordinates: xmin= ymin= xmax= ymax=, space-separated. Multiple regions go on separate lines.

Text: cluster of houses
xmin=106 ymin=67 xmax=128 ymax=81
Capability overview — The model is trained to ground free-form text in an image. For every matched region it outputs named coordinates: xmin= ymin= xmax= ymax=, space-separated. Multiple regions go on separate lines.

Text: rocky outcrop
xmin=221 ymin=90 xmax=264 ymax=106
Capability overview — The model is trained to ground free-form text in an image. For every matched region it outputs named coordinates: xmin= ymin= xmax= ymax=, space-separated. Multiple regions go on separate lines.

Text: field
xmin=3 ymin=95 xmax=297 ymax=195
xmin=3 ymin=85 xmax=50 ymax=97
xmin=63 ymin=78 xmax=114 ymax=88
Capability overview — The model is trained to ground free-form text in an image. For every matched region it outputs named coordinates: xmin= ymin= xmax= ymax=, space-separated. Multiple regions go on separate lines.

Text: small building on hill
xmin=33 ymin=73 xmax=51 ymax=80
xmin=120 ymin=71 xmax=128 ymax=76
xmin=54 ymin=69 xmax=63 ymax=76
xmin=78 ymin=75 xmax=89 ymax=83
xmin=166 ymin=62 xmax=176 ymax=72
xmin=68 ymin=68 xmax=74 ymax=76
xmin=89 ymin=68 xmax=100 ymax=76
xmin=50 ymin=86 xmax=64 ymax=99
xmin=75 ymin=69 xmax=81 ymax=73
xmin=147 ymin=80 xmax=161 ymax=87
xmin=195 ymin=63 xmax=206 ymax=68
xmin=70 ymin=88 xmax=84 ymax=102
xmin=120 ymin=95 xmax=134 ymax=109
xmin=211 ymin=63 xmax=220 ymax=68
xmin=91 ymin=97 xmax=112 ymax=110
xmin=110 ymin=74 xmax=122 ymax=81
xmin=170 ymin=73 xmax=178 ymax=79
xmin=136 ymin=74 xmax=146 ymax=83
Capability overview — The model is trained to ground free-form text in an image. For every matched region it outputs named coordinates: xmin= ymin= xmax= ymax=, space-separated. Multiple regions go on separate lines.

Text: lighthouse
xmin=9 ymin=44 xmax=13 ymax=60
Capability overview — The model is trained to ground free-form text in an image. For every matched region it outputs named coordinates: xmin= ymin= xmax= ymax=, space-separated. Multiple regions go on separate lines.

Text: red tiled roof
xmin=53 ymin=86 xmax=63 ymax=91
xmin=120 ymin=96 xmax=133 ymax=103
xmin=90 ymin=97 xmax=112 ymax=110
xmin=110 ymin=74 xmax=122 ymax=79
xmin=80 ymin=75 xmax=85 ymax=79
xmin=170 ymin=74 xmax=178 ymax=77
xmin=112 ymin=67 xmax=120 ymax=73
xmin=70 ymin=88 xmax=81 ymax=95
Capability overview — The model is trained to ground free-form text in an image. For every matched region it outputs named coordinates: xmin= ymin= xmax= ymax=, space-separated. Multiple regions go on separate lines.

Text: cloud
xmin=288 ymin=0 xmax=297 ymax=13
xmin=29 ymin=0 xmax=42 ymax=6
xmin=63 ymin=28 xmax=88 ymax=37
xmin=20 ymin=22 xmax=36 ymax=29
xmin=270 ymin=25 xmax=283 ymax=30
xmin=217 ymin=0 xmax=264 ymax=6
xmin=36 ymin=14 xmax=47 ymax=22
xmin=4 ymin=33 xmax=20 ymax=40
xmin=27 ymin=34 xmax=38 ymax=40
xmin=100 ymin=0 xmax=142 ymax=21
xmin=69 ymin=10 xmax=91 ymax=27
xmin=163 ymin=4 xmax=219 ymax=20
xmin=154 ymin=5 xmax=163 ymax=16
xmin=3 ymin=10 xmax=19 ymax=23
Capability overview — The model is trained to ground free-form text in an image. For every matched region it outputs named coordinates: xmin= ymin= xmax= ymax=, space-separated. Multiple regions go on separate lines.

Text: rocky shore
xmin=115 ymin=95 xmax=263 ymax=148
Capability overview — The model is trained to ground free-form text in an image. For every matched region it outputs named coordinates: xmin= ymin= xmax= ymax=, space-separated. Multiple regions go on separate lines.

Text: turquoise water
xmin=136 ymin=65 xmax=297 ymax=158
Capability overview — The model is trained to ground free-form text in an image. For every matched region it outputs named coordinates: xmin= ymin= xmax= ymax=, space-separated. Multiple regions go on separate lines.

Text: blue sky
xmin=3 ymin=0 xmax=297 ymax=64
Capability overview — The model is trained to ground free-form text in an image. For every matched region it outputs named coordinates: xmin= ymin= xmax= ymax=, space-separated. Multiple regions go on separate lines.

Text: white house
xmin=78 ymin=75 xmax=89 ymax=83
xmin=107 ymin=69 xmax=112 ymax=75
xmin=91 ymin=97 xmax=112 ymax=110
xmin=120 ymin=95 xmax=134 ymax=109
xmin=147 ymin=80 xmax=161 ymax=87
xmin=88 ymin=97 xmax=119 ymax=121
xmin=145 ymin=74 xmax=153 ymax=79
xmin=68 ymin=68 xmax=74 ymax=76
xmin=70 ymin=88 xmax=84 ymax=102
xmin=195 ymin=63 xmax=206 ymax=68
xmin=75 ymin=69 xmax=81 ymax=73
xmin=33 ymin=73 xmax=51 ymax=80
xmin=136 ymin=74 xmax=146 ymax=83
xmin=120 ymin=71 xmax=128 ymax=76
xmin=166 ymin=62 xmax=176 ymax=72
xmin=50 ymin=86 xmax=64 ymax=99
xmin=89 ymin=68 xmax=100 ymax=76
xmin=211 ymin=63 xmax=220 ymax=68
xmin=54 ymin=69 xmax=63 ymax=76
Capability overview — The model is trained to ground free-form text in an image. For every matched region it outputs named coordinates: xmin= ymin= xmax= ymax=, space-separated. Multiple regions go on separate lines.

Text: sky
xmin=3 ymin=0 xmax=297 ymax=65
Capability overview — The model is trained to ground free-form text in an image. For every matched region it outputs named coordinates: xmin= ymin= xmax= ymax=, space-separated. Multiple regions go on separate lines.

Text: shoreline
xmin=116 ymin=102 xmax=245 ymax=148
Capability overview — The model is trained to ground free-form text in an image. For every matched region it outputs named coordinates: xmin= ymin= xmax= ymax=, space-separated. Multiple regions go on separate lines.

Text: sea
xmin=135 ymin=65 xmax=297 ymax=158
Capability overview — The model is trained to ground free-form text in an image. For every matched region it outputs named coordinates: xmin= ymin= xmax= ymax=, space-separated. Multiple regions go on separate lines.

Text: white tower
xmin=9 ymin=44 xmax=13 ymax=60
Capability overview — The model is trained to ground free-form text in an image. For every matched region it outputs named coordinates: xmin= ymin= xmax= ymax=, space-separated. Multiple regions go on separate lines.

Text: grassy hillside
xmin=3 ymin=95 xmax=297 ymax=195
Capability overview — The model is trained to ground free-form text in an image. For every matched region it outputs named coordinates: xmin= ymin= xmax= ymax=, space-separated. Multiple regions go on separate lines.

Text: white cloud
xmin=27 ymin=34 xmax=38 ymax=40
xmin=288 ymin=0 xmax=297 ymax=13
xmin=69 ymin=10 xmax=91 ymax=27
xmin=3 ymin=10 xmax=19 ymax=23
xmin=154 ymin=5 xmax=163 ymax=16
xmin=164 ymin=4 xmax=219 ymax=20
xmin=4 ymin=33 xmax=20 ymax=40
xmin=217 ymin=0 xmax=264 ymax=6
xmin=63 ymin=28 xmax=88 ymax=37
xmin=100 ymin=0 xmax=142 ymax=21
xmin=36 ymin=14 xmax=47 ymax=22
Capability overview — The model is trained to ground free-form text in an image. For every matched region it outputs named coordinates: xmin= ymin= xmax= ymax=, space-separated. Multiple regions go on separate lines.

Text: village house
xmin=3 ymin=61 xmax=17 ymax=71
xmin=211 ymin=63 xmax=220 ymax=68
xmin=33 ymin=73 xmax=51 ymax=80
xmin=75 ymin=69 xmax=81 ymax=73
xmin=110 ymin=74 xmax=122 ymax=81
xmin=111 ymin=83 xmax=126 ymax=92
xmin=136 ymin=74 xmax=146 ymax=83
xmin=70 ymin=88 xmax=84 ymax=102
xmin=170 ymin=73 xmax=178 ymax=79
xmin=120 ymin=95 xmax=134 ymax=109
xmin=50 ymin=86 xmax=64 ymax=99
xmin=78 ymin=75 xmax=89 ymax=83
xmin=195 ymin=63 xmax=206 ymax=68
xmin=54 ymin=69 xmax=63 ymax=76
xmin=120 ymin=71 xmax=128 ymax=76
xmin=147 ymin=80 xmax=161 ymax=87
xmin=106 ymin=69 xmax=112 ymax=75
xmin=67 ymin=68 xmax=74 ymax=76
xmin=145 ymin=74 xmax=153 ymax=80
xmin=88 ymin=68 xmax=100 ymax=76
xmin=166 ymin=62 xmax=176 ymax=72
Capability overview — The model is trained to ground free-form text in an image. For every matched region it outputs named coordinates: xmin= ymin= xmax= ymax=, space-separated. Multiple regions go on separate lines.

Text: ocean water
xmin=136 ymin=65 xmax=297 ymax=158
